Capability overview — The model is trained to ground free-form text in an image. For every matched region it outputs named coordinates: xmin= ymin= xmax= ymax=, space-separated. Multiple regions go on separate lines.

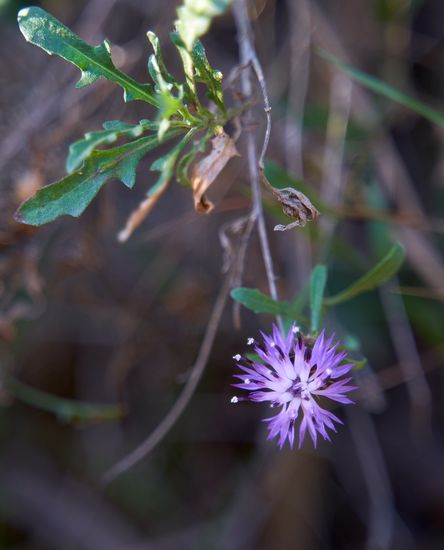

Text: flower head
xmin=232 ymin=324 xmax=356 ymax=449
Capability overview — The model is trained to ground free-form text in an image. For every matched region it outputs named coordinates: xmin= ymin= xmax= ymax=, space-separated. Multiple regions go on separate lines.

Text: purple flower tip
xmin=232 ymin=324 xmax=356 ymax=449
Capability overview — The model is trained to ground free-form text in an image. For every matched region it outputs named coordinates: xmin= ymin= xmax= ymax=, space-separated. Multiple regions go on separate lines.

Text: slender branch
xmin=319 ymin=72 xmax=352 ymax=261
xmin=284 ymin=0 xmax=311 ymax=179
xmin=346 ymin=408 xmax=395 ymax=550
xmin=251 ymin=54 xmax=272 ymax=172
xmin=233 ymin=0 xmax=281 ymax=323
xmin=231 ymin=213 xmax=257 ymax=328
xmin=380 ymin=278 xmax=432 ymax=438
xmin=103 ymin=0 xmax=281 ymax=483
xmin=102 ymin=274 xmax=232 ymax=484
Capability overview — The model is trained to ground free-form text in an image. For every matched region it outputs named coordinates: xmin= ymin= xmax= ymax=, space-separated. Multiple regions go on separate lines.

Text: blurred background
xmin=1 ymin=0 xmax=444 ymax=548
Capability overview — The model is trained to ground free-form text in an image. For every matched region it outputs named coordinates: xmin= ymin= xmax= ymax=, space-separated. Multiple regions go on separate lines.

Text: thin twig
xmin=233 ymin=0 xmax=281 ymax=326
xmin=102 ymin=273 xmax=232 ymax=484
xmin=231 ymin=212 xmax=257 ymax=328
xmin=283 ymin=0 xmax=313 ymax=292
xmin=346 ymin=408 xmax=395 ymax=550
xmin=284 ymin=0 xmax=311 ymax=179
xmin=251 ymin=54 xmax=272 ymax=172
xmin=380 ymin=277 xmax=432 ymax=438
xmin=319 ymin=72 xmax=353 ymax=260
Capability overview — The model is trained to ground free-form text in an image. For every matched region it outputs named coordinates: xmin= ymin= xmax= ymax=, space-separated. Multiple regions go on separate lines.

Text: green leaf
xmin=18 ymin=7 xmax=157 ymax=105
xmin=173 ymin=0 xmax=231 ymax=104
xmin=324 ymin=243 xmax=405 ymax=306
xmin=290 ymin=283 xmax=309 ymax=316
xmin=319 ymin=49 xmax=444 ymax=128
xmin=187 ymin=0 xmax=232 ymax=17
xmin=116 ymin=128 xmax=200 ymax=242
xmin=191 ymin=40 xmax=225 ymax=113
xmin=4 ymin=376 xmax=124 ymax=424
xmin=310 ymin=264 xmax=327 ymax=332
xmin=175 ymin=136 xmax=208 ymax=187
xmin=67 ymin=120 xmax=148 ymax=173
xmin=176 ymin=6 xmax=211 ymax=51
xmin=148 ymin=54 xmax=185 ymax=140
xmin=147 ymin=31 xmax=179 ymax=88
xmin=148 ymin=127 xmax=199 ymax=193
xmin=15 ymin=131 xmax=182 ymax=226
xmin=170 ymin=31 xmax=196 ymax=98
xmin=176 ymin=0 xmax=232 ymax=50
xmin=230 ymin=287 xmax=295 ymax=317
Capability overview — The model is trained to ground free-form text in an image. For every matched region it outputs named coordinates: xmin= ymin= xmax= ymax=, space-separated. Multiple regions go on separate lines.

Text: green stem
xmin=4 ymin=376 xmax=125 ymax=423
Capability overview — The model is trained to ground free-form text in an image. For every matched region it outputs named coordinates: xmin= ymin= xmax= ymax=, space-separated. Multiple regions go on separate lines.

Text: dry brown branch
xmin=102 ymin=272 xmax=233 ymax=484
xmin=233 ymin=0 xmax=281 ymax=323
xmin=380 ymin=278 xmax=432 ymax=438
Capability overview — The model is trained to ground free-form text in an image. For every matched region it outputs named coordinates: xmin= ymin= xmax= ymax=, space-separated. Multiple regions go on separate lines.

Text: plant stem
xmin=233 ymin=0 xmax=282 ymax=328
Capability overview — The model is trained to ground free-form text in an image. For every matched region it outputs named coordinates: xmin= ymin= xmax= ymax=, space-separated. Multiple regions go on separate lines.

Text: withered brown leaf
xmin=117 ymin=183 xmax=170 ymax=242
xmin=191 ymin=131 xmax=239 ymax=214
xmin=261 ymin=171 xmax=319 ymax=231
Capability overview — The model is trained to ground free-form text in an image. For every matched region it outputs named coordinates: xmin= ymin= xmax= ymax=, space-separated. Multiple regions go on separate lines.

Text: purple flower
xmin=231 ymin=324 xmax=356 ymax=449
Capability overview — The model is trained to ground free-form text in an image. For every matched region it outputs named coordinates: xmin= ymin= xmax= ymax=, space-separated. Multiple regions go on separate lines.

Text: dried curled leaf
xmin=272 ymin=187 xmax=319 ymax=231
xmin=261 ymin=172 xmax=319 ymax=231
xmin=191 ymin=131 xmax=239 ymax=213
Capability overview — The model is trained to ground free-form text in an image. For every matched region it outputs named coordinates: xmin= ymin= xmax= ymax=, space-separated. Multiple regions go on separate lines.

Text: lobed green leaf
xmin=18 ymin=6 xmax=157 ymax=105
xmin=191 ymin=40 xmax=225 ymax=113
xmin=67 ymin=120 xmax=152 ymax=173
xmin=15 ymin=131 xmax=183 ymax=226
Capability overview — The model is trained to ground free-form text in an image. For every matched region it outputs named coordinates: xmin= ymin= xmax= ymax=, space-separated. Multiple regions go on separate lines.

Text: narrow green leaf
xmin=176 ymin=6 xmax=211 ymax=51
xmin=67 ymin=120 xmax=147 ymax=173
xmin=310 ymin=264 xmax=327 ymax=332
xmin=148 ymin=54 xmax=185 ymax=140
xmin=187 ymin=0 xmax=231 ymax=17
xmin=5 ymin=376 xmax=124 ymax=424
xmin=230 ymin=287 xmax=295 ymax=317
xmin=191 ymin=40 xmax=225 ymax=113
xmin=170 ymin=31 xmax=196 ymax=98
xmin=175 ymin=136 xmax=208 ymax=187
xmin=148 ymin=127 xmax=199 ymax=194
xmin=18 ymin=7 xmax=157 ymax=105
xmin=319 ymin=49 xmax=444 ymax=128
xmin=176 ymin=0 xmax=232 ymax=50
xmin=324 ymin=243 xmax=405 ymax=306
xmin=147 ymin=31 xmax=179 ymax=88
xmin=290 ymin=283 xmax=309 ymax=316
xmin=15 ymin=131 xmax=182 ymax=226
